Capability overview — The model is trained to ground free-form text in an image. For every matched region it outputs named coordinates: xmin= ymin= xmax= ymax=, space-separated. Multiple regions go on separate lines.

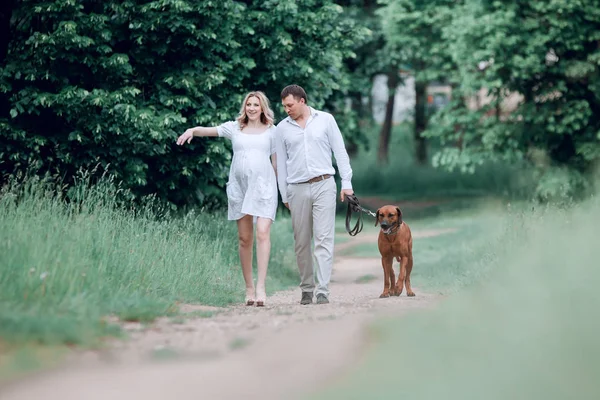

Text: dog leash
xmin=345 ymin=194 xmax=376 ymax=236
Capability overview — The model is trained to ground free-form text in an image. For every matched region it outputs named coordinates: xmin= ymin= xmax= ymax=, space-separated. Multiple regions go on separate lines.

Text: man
xmin=275 ymin=84 xmax=354 ymax=305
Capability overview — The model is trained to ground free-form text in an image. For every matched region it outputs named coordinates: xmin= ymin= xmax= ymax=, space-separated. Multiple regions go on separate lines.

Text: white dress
xmin=217 ymin=121 xmax=278 ymax=221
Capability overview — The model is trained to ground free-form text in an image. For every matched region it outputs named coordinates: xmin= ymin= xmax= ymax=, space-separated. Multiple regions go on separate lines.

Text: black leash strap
xmin=345 ymin=194 xmax=376 ymax=236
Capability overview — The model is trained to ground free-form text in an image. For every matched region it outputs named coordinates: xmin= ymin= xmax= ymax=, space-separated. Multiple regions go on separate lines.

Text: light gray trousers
xmin=287 ymin=177 xmax=337 ymax=296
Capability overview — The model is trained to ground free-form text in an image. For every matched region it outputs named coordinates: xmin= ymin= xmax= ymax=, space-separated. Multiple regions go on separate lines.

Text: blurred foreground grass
xmin=316 ymin=196 xmax=600 ymax=399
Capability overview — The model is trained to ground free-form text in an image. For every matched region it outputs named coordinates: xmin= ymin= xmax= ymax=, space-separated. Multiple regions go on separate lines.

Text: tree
xmin=332 ymin=0 xmax=406 ymax=163
xmin=426 ymin=0 xmax=600 ymax=199
xmin=379 ymin=0 xmax=459 ymax=164
xmin=244 ymin=0 xmax=370 ymax=156
xmin=0 ymin=0 xmax=368 ymax=209
xmin=332 ymin=0 xmax=382 ymax=157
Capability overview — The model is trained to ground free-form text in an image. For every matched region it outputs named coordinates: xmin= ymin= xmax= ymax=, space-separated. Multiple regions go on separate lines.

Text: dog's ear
xmin=396 ymin=207 xmax=403 ymax=225
xmin=375 ymin=209 xmax=380 ymax=226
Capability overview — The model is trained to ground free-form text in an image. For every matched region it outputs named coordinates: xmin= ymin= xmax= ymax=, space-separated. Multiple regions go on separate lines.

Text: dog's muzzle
xmin=380 ymin=221 xmax=399 ymax=235
xmin=380 ymin=222 xmax=393 ymax=235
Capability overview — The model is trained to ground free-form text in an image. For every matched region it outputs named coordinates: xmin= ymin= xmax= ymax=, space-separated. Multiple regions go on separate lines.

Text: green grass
xmin=0 ymin=176 xmax=297 ymax=350
xmin=354 ymin=274 xmax=377 ymax=284
xmin=182 ymin=310 xmax=220 ymax=319
xmin=0 ymin=343 xmax=68 ymax=384
xmin=313 ymin=197 xmax=600 ymax=400
xmin=348 ymin=123 xmax=533 ymax=201
xmin=150 ymin=346 xmax=180 ymax=361
xmin=229 ymin=337 xmax=250 ymax=350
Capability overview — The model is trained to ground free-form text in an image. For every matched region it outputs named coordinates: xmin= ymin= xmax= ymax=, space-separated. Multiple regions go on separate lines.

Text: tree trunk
xmin=414 ymin=79 xmax=428 ymax=164
xmin=377 ymin=68 xmax=399 ymax=164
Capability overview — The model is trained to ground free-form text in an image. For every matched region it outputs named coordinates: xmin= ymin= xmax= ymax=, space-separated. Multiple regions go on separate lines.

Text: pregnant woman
xmin=176 ymin=91 xmax=278 ymax=307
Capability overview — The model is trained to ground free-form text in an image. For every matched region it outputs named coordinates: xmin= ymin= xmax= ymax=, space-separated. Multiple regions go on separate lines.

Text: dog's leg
xmin=396 ymin=257 xmax=407 ymax=296
xmin=380 ymin=256 xmax=393 ymax=298
xmin=405 ymin=255 xmax=415 ymax=296
xmin=390 ymin=258 xmax=399 ymax=296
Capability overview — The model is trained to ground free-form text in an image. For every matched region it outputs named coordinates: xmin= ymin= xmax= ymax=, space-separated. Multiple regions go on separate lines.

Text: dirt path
xmin=1 ymin=231 xmax=450 ymax=400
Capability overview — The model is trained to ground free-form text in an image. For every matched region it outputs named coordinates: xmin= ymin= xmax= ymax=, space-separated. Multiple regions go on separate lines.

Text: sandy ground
xmin=0 ymin=229 xmax=450 ymax=400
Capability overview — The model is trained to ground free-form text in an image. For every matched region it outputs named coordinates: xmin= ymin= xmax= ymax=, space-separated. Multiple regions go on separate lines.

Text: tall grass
xmin=0 ymin=175 xmax=296 ymax=346
xmin=350 ymin=123 xmax=533 ymax=200
xmin=314 ymin=197 xmax=600 ymax=400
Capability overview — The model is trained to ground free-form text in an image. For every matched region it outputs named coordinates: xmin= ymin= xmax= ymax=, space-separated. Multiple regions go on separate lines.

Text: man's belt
xmin=296 ymin=174 xmax=332 ymax=184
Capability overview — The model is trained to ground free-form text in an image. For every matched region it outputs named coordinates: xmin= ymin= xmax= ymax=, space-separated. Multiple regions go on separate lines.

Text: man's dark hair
xmin=280 ymin=84 xmax=308 ymax=103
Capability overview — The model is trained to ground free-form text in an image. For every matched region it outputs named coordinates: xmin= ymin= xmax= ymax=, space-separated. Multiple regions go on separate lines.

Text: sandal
xmin=245 ymin=288 xmax=255 ymax=306
xmin=255 ymin=287 xmax=266 ymax=307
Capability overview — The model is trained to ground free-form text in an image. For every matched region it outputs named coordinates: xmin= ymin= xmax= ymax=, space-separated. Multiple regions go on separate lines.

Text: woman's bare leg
xmin=255 ymin=217 xmax=272 ymax=305
xmin=236 ymin=215 xmax=255 ymax=304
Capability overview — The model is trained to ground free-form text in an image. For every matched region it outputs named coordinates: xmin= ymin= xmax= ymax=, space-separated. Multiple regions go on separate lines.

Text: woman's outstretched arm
xmin=176 ymin=126 xmax=218 ymax=145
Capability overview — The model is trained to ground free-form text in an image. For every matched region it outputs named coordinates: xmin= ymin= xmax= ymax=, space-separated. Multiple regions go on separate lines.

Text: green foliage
xmin=421 ymin=0 xmax=600 ymax=200
xmin=331 ymin=0 xmax=389 ymax=154
xmin=243 ymin=0 xmax=372 ymax=154
xmin=378 ymin=0 xmax=461 ymax=163
xmin=0 ymin=0 xmax=369 ymax=209
xmin=533 ymin=165 xmax=590 ymax=203
xmin=351 ymin=123 xmax=533 ymax=200
xmin=379 ymin=0 xmax=457 ymax=83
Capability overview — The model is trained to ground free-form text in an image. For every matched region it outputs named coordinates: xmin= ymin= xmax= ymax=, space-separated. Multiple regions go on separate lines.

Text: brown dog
xmin=375 ymin=205 xmax=415 ymax=298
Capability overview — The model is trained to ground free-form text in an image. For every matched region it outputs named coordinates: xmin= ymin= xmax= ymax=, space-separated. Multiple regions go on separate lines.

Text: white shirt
xmin=275 ymin=107 xmax=353 ymax=203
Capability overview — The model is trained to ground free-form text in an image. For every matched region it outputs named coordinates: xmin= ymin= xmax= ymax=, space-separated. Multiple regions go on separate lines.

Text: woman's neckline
xmin=239 ymin=124 xmax=271 ymax=135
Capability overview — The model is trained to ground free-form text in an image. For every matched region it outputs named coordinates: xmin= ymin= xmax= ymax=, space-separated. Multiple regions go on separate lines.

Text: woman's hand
xmin=176 ymin=129 xmax=195 ymax=145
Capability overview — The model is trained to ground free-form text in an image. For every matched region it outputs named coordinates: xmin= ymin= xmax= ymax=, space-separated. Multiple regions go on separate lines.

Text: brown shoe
xmin=300 ymin=292 xmax=313 ymax=305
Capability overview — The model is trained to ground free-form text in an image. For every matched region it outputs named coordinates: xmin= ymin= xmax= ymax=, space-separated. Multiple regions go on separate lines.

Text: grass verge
xmin=315 ymin=197 xmax=600 ymax=399
xmin=0 ymin=176 xmax=296 ymax=352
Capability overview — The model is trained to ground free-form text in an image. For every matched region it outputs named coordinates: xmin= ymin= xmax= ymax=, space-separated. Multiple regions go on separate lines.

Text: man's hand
xmin=340 ymin=189 xmax=354 ymax=202
xmin=284 ymin=202 xmax=290 ymax=210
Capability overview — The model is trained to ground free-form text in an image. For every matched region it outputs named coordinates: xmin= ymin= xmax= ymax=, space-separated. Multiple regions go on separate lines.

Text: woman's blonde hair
xmin=236 ymin=91 xmax=275 ymax=128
